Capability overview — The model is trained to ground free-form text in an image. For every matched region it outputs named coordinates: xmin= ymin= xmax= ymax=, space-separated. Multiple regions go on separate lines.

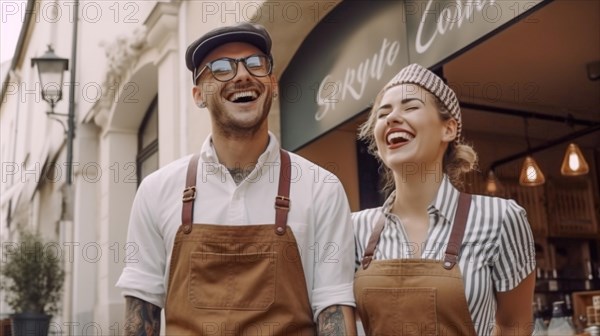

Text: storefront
xmin=279 ymin=0 xmax=600 ymax=326
xmin=279 ymin=0 xmax=548 ymax=209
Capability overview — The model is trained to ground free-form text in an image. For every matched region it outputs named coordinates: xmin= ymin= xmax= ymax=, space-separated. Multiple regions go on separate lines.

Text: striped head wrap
xmin=384 ymin=63 xmax=462 ymax=140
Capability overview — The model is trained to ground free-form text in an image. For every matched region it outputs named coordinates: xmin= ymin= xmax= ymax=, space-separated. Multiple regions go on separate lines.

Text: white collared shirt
xmin=116 ymin=132 xmax=356 ymax=320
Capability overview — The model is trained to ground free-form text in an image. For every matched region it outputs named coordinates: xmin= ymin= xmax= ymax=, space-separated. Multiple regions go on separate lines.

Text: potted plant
xmin=0 ymin=229 xmax=65 ymax=336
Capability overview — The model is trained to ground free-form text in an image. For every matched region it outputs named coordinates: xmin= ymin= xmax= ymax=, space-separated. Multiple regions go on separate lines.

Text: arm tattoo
xmin=125 ymin=296 xmax=161 ymax=336
xmin=317 ymin=305 xmax=347 ymax=335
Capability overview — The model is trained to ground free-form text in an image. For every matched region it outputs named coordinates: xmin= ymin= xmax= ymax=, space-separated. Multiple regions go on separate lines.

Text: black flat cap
xmin=185 ymin=22 xmax=272 ymax=77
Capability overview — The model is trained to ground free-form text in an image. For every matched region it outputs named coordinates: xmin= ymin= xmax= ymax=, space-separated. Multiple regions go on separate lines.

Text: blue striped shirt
xmin=352 ymin=176 xmax=536 ymax=336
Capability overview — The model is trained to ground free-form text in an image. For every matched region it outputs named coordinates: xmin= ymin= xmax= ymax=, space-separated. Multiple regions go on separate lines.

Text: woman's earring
xmin=197 ymin=101 xmax=207 ymax=108
xmin=273 ymin=92 xmax=278 ymax=100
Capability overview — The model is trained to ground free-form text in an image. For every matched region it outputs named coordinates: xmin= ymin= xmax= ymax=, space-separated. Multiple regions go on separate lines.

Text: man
xmin=116 ymin=22 xmax=357 ymax=335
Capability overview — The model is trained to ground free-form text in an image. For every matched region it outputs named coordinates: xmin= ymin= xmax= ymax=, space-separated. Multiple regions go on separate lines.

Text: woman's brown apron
xmin=165 ymin=150 xmax=316 ymax=335
xmin=354 ymin=193 xmax=477 ymax=336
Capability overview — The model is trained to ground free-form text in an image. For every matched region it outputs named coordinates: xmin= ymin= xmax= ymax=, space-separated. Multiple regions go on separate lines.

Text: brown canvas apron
xmin=354 ymin=193 xmax=477 ymax=336
xmin=165 ymin=150 xmax=316 ymax=335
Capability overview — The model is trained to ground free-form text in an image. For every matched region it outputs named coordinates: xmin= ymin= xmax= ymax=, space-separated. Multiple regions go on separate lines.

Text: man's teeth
xmin=230 ymin=90 xmax=258 ymax=102
xmin=387 ymin=131 xmax=414 ymax=144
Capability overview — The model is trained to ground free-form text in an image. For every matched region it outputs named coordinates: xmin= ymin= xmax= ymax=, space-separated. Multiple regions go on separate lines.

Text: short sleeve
xmin=492 ymin=199 xmax=536 ymax=292
xmin=115 ymin=175 xmax=168 ymax=308
xmin=310 ymin=173 xmax=356 ymax=320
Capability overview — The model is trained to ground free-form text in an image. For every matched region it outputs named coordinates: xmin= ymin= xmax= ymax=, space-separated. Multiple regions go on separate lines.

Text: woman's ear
xmin=442 ymin=118 xmax=458 ymax=143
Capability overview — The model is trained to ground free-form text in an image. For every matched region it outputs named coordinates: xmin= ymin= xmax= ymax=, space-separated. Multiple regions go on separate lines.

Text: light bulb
xmin=561 ymin=143 xmax=589 ymax=176
xmin=519 ymin=156 xmax=545 ymax=186
xmin=568 ymin=152 xmax=580 ymax=171
xmin=526 ymin=166 xmax=537 ymax=181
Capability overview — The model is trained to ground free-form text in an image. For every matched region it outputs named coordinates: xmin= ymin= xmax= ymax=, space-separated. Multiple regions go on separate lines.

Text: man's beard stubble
xmin=210 ymin=90 xmax=273 ymax=140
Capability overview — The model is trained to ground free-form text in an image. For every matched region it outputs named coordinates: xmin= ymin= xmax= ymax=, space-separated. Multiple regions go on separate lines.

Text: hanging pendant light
xmin=560 ymin=143 xmax=589 ymax=176
xmin=519 ymin=156 xmax=546 ymax=186
xmin=485 ymin=170 xmax=501 ymax=195
xmin=518 ymin=118 xmax=545 ymax=187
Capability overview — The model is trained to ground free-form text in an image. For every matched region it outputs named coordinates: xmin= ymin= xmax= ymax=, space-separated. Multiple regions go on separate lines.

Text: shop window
xmin=137 ymin=96 xmax=159 ymax=185
xmin=356 ymin=138 xmax=387 ymax=209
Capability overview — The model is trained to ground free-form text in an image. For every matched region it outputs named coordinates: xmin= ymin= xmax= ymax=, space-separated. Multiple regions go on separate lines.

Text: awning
xmin=0 ymin=182 xmax=25 ymax=209
xmin=7 ymin=142 xmax=52 ymax=218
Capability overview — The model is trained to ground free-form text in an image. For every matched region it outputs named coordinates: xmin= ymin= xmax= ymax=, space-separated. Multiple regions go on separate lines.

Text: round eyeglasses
xmin=194 ymin=54 xmax=273 ymax=83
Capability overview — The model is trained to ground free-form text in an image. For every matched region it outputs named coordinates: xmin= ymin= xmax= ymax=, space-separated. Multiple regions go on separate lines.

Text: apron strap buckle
xmin=182 ymin=186 xmax=196 ymax=202
xmin=274 ymin=196 xmax=290 ymax=235
xmin=275 ymin=195 xmax=290 ymax=210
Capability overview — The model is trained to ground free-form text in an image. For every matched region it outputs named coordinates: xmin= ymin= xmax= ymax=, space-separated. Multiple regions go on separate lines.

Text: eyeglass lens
xmin=199 ymin=55 xmax=271 ymax=82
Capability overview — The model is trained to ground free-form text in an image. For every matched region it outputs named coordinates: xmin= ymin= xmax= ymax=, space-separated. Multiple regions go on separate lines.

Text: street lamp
xmin=31 ymin=45 xmax=74 ymax=184
xmin=31 ymin=45 xmax=69 ymax=113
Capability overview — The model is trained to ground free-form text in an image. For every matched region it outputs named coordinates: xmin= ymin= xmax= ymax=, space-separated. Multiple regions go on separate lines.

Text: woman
xmin=353 ymin=63 xmax=536 ymax=336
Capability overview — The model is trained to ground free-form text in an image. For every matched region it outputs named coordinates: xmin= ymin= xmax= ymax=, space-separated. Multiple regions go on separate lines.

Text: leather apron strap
xmin=181 ymin=149 xmax=291 ymax=235
xmin=181 ymin=154 xmax=200 ymax=234
xmin=360 ymin=213 xmax=385 ymax=269
xmin=274 ymin=149 xmax=291 ymax=235
xmin=442 ymin=192 xmax=472 ymax=270
xmin=361 ymin=192 xmax=472 ymax=269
